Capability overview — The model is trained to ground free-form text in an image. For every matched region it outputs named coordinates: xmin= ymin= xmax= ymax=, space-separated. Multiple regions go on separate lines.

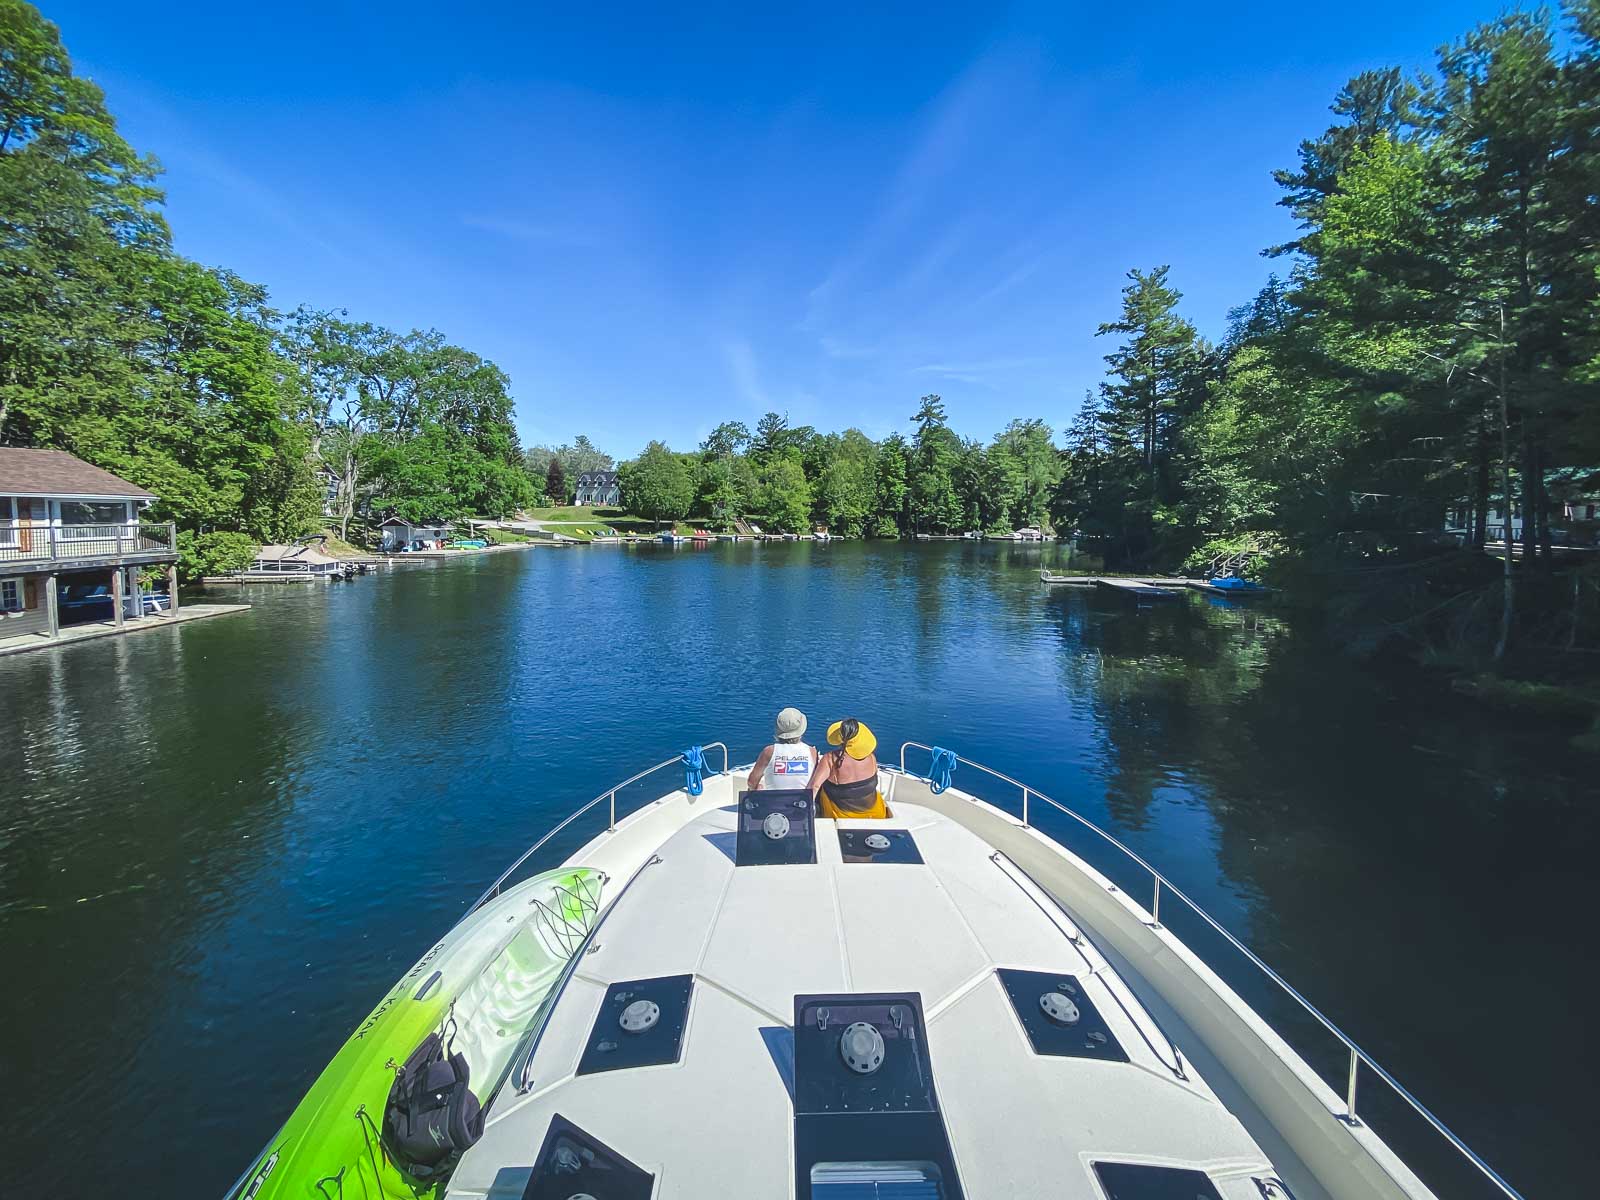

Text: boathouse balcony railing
xmin=0 ymin=522 xmax=177 ymax=564
xmin=896 ymin=740 xmax=1525 ymax=1200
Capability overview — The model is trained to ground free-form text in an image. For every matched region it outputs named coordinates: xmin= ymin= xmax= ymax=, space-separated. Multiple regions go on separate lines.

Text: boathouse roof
xmin=254 ymin=544 xmax=340 ymax=565
xmin=0 ymin=449 xmax=157 ymax=500
xmin=377 ymin=516 xmax=451 ymax=529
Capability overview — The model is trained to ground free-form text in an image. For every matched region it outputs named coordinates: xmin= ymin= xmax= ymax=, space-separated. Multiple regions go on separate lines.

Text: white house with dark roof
xmin=573 ymin=470 xmax=621 ymax=507
xmin=0 ymin=448 xmax=179 ymax=642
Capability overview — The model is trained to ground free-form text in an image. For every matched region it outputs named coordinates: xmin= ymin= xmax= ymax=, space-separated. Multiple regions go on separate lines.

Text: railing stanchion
xmin=1346 ymin=1049 xmax=1361 ymax=1126
xmin=886 ymin=739 xmax=1523 ymax=1200
xmin=608 ymin=791 xmax=616 ymax=832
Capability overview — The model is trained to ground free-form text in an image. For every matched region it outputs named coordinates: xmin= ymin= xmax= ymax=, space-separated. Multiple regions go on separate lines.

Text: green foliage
xmin=177 ymin=530 xmax=257 ymax=581
xmin=909 ymin=395 xmax=963 ymax=532
xmin=621 ymin=441 xmax=695 ymax=522
xmin=545 ymin=456 xmax=566 ymax=505
xmin=0 ymin=1 xmax=531 ymax=553
xmin=760 ymin=455 xmax=812 ymax=532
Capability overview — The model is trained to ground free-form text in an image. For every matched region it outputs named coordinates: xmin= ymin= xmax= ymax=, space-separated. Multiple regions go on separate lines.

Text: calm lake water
xmin=2 ymin=542 xmax=1592 ymax=1198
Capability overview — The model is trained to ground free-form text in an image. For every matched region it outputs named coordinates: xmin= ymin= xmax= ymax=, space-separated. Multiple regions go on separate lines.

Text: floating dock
xmin=1095 ymin=577 xmax=1183 ymax=599
xmin=1040 ymin=571 xmax=1184 ymax=597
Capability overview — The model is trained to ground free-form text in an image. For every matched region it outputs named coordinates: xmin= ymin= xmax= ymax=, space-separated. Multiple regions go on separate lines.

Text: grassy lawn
xmin=481 ymin=527 xmax=534 ymax=544
xmin=517 ymin=506 xmax=696 ymax=536
xmin=519 ymin=505 xmax=631 ymax=522
xmin=319 ymin=529 xmax=371 ymax=558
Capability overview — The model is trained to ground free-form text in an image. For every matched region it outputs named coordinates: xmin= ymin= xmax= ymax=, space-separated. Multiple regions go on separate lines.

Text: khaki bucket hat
xmin=774 ymin=707 xmax=807 ymax=740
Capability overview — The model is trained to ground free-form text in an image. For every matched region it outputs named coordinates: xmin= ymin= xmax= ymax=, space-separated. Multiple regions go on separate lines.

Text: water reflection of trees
xmin=1040 ymin=587 xmax=1599 ymax=1197
xmin=1041 ymin=593 xmax=1287 ymax=829
xmin=2 ymin=605 xmax=318 ymax=1195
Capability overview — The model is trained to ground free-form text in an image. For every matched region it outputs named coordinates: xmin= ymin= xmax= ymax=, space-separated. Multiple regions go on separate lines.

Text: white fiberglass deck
xmin=446 ymin=785 xmax=1291 ymax=1199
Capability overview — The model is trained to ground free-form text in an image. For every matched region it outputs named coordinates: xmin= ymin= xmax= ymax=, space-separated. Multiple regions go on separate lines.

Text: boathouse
xmin=0 ymin=449 xmax=180 ymax=643
xmin=249 ymin=543 xmax=344 ymax=577
xmin=379 ymin=516 xmax=452 ymax=552
xmin=573 ymin=470 xmax=621 ymax=507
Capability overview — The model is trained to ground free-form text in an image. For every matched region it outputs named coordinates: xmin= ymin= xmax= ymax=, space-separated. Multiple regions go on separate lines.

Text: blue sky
xmin=52 ymin=0 xmax=1516 ymax=458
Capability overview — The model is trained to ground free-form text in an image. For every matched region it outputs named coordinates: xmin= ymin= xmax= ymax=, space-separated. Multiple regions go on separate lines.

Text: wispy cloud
xmin=804 ymin=44 xmax=1025 ymax=324
xmin=973 ymin=255 xmax=1046 ymax=308
xmin=818 ymin=335 xmax=879 ymax=360
xmin=912 ymin=356 xmax=1044 ymax=387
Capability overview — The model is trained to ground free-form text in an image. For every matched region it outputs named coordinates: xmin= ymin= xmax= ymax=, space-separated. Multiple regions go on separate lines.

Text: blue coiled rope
xmin=928 ymin=747 xmax=958 ymax=794
xmin=681 ymin=745 xmax=706 ymax=796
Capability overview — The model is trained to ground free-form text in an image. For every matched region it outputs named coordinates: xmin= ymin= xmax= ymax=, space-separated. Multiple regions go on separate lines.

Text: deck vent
xmin=576 ymin=974 xmax=692 ymax=1075
xmin=793 ymin=992 xmax=964 ymax=1200
xmin=811 ymin=1160 xmax=945 ymax=1199
xmin=1091 ymin=1161 xmax=1223 ymax=1200
xmin=997 ymin=969 xmax=1128 ymax=1062
xmin=837 ymin=828 xmax=923 ymax=864
xmin=737 ymin=791 xmax=816 ymax=865
xmin=521 ymin=1113 xmax=653 ymax=1200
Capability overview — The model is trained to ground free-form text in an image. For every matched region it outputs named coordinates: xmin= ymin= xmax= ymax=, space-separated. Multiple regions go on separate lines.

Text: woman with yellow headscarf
xmin=810 ymin=717 xmax=888 ymax=819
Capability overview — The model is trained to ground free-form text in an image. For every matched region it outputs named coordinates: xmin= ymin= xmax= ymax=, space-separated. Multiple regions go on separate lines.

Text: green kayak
xmin=231 ymin=867 xmax=602 ymax=1199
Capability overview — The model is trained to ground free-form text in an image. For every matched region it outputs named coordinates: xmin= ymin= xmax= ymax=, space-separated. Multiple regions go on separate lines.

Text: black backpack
xmin=381 ymin=1023 xmax=484 ymax=1178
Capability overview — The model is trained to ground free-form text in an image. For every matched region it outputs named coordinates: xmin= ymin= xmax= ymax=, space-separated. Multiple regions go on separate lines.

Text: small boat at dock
xmin=1189 ymin=575 xmax=1272 ymax=598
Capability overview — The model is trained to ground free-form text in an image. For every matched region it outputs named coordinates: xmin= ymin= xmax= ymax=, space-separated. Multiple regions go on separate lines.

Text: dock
xmin=1040 ymin=570 xmax=1184 ymax=597
xmin=0 ymin=602 xmax=251 ymax=657
xmin=1095 ymin=577 xmax=1183 ymax=599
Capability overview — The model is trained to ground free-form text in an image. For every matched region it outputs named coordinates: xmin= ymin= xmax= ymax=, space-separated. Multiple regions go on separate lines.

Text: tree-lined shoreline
xmin=3 ymin=0 xmax=1597 ymax=668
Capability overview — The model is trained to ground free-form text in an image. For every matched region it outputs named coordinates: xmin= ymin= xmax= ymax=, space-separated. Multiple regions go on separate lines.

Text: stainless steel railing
xmin=896 ymin=741 xmax=1523 ymax=1200
xmin=464 ymin=741 xmax=730 ymax=917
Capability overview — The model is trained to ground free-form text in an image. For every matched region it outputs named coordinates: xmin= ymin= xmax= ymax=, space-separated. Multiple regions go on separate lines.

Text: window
xmin=0 ymin=497 xmax=15 ymax=547
xmin=59 ymin=501 xmax=129 ymax=527
xmin=1 ymin=578 xmax=21 ymax=611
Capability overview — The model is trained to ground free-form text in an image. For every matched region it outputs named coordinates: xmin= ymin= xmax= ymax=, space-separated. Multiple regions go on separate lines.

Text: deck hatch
xmin=575 ymin=974 xmax=693 ymax=1075
xmin=1091 ymin=1161 xmax=1223 ymax=1199
xmin=737 ymin=790 xmax=817 ymax=865
xmin=521 ymin=1113 xmax=654 ymax=1200
xmin=837 ymin=827 xmax=923 ymax=864
xmin=997 ymin=968 xmax=1129 ymax=1062
xmin=793 ymin=992 xmax=964 ymax=1200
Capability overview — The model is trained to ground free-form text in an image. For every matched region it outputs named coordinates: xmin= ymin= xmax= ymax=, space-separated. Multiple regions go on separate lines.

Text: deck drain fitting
xmin=840 ymin=1021 xmax=885 ymax=1074
xmin=1039 ymin=991 xmax=1081 ymax=1025
xmin=619 ymin=999 xmax=660 ymax=1033
xmin=763 ymin=812 xmax=791 ymax=840
xmin=864 ymin=833 xmax=891 ymax=852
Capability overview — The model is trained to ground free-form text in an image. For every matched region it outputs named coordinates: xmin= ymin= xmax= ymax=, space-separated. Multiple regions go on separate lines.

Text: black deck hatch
xmin=837 ymin=827 xmax=923 ymax=864
xmin=997 ymin=968 xmax=1129 ymax=1062
xmin=576 ymin=974 xmax=693 ymax=1075
xmin=793 ymin=992 xmax=964 ymax=1200
xmin=737 ymin=790 xmax=817 ymax=865
xmin=1092 ymin=1161 xmax=1224 ymax=1199
xmin=522 ymin=1113 xmax=654 ymax=1200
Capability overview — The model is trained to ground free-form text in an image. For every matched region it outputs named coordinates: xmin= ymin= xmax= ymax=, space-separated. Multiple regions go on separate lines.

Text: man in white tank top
xmin=746 ymin=707 xmax=817 ymax=791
